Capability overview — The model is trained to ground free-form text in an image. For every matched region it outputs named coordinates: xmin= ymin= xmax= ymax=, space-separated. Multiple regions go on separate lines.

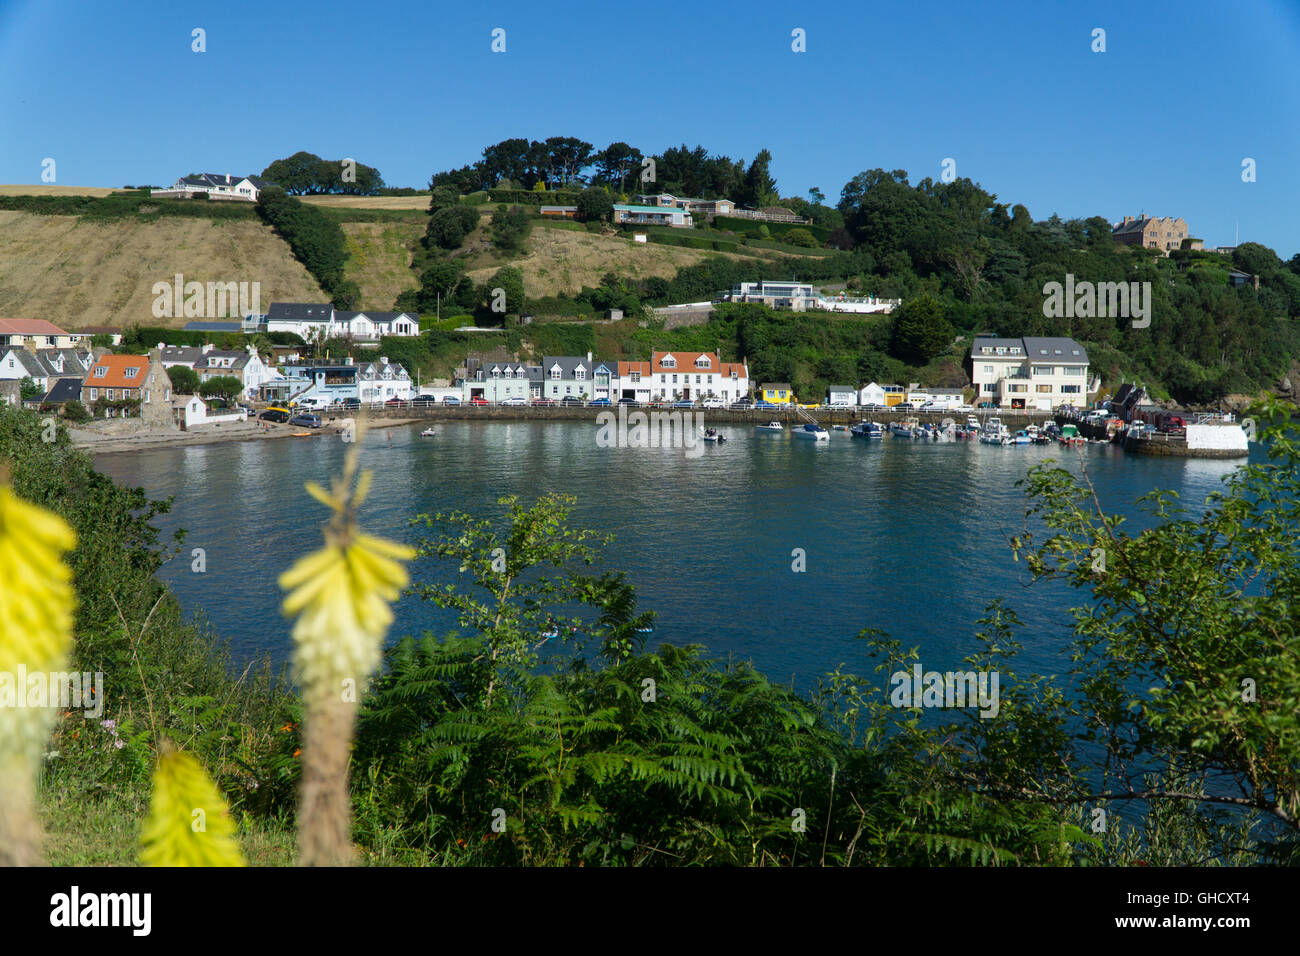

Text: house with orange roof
xmin=80 ymin=350 xmax=174 ymax=423
xmin=615 ymin=360 xmax=653 ymax=404
xmin=648 ymin=351 xmax=749 ymax=404
xmin=0 ymin=319 xmax=88 ymax=350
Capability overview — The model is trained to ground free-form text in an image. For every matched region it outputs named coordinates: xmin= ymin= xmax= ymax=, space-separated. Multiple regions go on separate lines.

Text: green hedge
xmin=712 ymin=215 xmax=830 ymax=243
xmin=486 ymin=188 xmax=583 ymax=206
xmin=0 ymin=193 xmax=258 ymax=221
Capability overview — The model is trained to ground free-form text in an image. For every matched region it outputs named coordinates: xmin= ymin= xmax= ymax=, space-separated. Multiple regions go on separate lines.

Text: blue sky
xmin=2 ymin=0 xmax=1297 ymax=256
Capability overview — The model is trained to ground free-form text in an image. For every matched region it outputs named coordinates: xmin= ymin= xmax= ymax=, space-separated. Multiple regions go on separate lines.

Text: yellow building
xmin=759 ymin=383 xmax=795 ymax=404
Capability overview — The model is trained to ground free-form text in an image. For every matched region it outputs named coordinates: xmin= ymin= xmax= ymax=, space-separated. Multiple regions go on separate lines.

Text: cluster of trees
xmin=259 ymin=151 xmax=384 ymax=196
xmin=256 ymin=188 xmax=360 ymax=309
xmin=428 ymin=138 xmax=790 ymax=207
xmin=834 ymin=168 xmax=1300 ymax=402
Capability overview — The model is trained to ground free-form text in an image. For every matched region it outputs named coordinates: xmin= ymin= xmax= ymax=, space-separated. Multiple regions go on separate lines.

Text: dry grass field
xmin=0 ymin=211 xmax=325 ymax=329
xmin=300 ymin=194 xmax=431 ymax=210
xmin=462 ymin=228 xmax=761 ymax=298
xmin=0 ymin=184 xmax=119 ymax=197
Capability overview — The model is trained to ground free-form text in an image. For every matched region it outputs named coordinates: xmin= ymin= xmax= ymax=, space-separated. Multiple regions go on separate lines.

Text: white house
xmin=858 ymin=382 xmax=907 ymax=407
xmin=0 ymin=348 xmax=95 ymax=392
xmin=357 ymin=357 xmax=413 ymax=403
xmin=612 ymin=204 xmax=693 ymax=228
xmin=265 ymin=303 xmax=420 ymax=342
xmin=161 ymin=342 xmax=278 ymax=400
xmin=540 ymin=355 xmax=595 ymax=402
xmin=171 ymin=394 xmax=247 ymax=429
xmin=727 ymin=282 xmax=899 ymax=314
xmin=968 ymin=336 xmax=1090 ymax=410
xmin=152 ymin=173 xmax=276 ymax=202
xmin=826 ymin=385 xmax=857 ymax=407
xmin=646 ymin=351 xmax=749 ymax=403
xmin=905 ymin=386 xmax=966 ymax=409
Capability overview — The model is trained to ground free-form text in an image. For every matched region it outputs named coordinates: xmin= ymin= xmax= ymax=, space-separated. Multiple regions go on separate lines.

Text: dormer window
xmin=124 ymin=367 xmax=138 ymax=378
xmin=695 ymin=355 xmax=711 ymax=368
xmin=94 ymin=366 xmax=107 ymax=377
xmin=550 ymin=365 xmax=561 ymax=380
xmin=660 ymin=355 xmax=676 ymax=369
xmin=575 ymin=368 xmax=586 ymax=381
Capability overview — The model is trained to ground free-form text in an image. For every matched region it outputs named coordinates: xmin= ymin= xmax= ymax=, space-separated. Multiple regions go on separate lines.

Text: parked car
xmin=237 ymin=403 xmax=257 ymax=416
xmin=701 ymin=398 xmax=726 ymax=409
xmin=341 ymin=398 xmax=361 ymax=410
xmin=500 ymin=396 xmax=526 ymax=406
xmin=442 ymin=396 xmax=461 ymax=405
xmin=559 ymin=396 xmax=586 ymax=406
xmin=411 ymin=394 xmax=438 ymax=406
xmin=259 ymin=408 xmax=290 ymax=423
xmin=754 ymin=400 xmax=776 ymax=409
xmin=469 ymin=397 xmax=489 ymax=406
xmin=671 ymin=400 xmax=695 ymax=409
xmin=896 ymin=402 xmax=916 ymax=410
xmin=732 ymin=397 xmax=754 ymax=407
xmin=616 ymin=397 xmax=640 ymax=407
xmin=289 ymin=413 xmax=323 ymax=429
xmin=588 ymin=398 xmax=612 ymax=406
xmin=531 ymin=398 xmax=555 ymax=406
xmin=385 ymin=397 xmax=407 ymax=407
xmin=977 ymin=401 xmax=997 ymax=409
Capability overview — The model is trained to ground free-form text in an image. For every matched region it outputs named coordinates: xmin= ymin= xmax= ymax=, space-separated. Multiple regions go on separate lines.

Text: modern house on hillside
xmin=152 ymin=173 xmax=277 ymax=202
xmin=612 ymin=204 xmax=693 ymax=228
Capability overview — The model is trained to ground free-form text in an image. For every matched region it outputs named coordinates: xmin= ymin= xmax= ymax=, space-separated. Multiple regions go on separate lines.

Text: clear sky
xmin=2 ymin=0 xmax=1297 ymax=256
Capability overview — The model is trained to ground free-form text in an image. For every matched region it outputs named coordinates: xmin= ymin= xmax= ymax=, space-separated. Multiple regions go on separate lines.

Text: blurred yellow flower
xmin=139 ymin=745 xmax=245 ymax=867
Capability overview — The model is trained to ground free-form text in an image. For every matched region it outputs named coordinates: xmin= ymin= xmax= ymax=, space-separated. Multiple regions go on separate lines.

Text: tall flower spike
xmin=0 ymin=477 xmax=77 ymax=867
xmin=279 ymin=440 xmax=415 ymax=865
xmin=139 ymin=743 xmax=246 ymax=867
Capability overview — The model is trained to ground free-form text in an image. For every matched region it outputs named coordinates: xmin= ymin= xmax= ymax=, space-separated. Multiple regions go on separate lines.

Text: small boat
xmin=830 ymin=424 xmax=851 ymax=432
xmin=420 ymin=427 xmax=435 ymax=437
xmin=755 ymin=421 xmax=784 ymax=433
xmin=701 ymin=427 xmax=726 ymax=443
xmin=890 ymin=416 xmax=919 ymax=438
xmin=290 ymin=431 xmax=313 ymax=437
xmin=850 ymin=420 xmax=883 ymax=439
xmin=1059 ymin=423 xmax=1086 ymax=446
xmin=979 ymin=417 xmax=1010 ymax=444
xmin=792 ymin=423 xmax=830 ymax=441
xmin=1006 ymin=429 xmax=1033 ymax=445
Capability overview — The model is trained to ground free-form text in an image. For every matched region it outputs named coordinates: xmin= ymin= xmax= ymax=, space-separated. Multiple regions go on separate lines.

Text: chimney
xmin=587 ymin=350 xmax=592 ymax=364
xmin=380 ymin=356 xmax=388 ymax=365
xmin=202 ymin=343 xmax=214 ymax=354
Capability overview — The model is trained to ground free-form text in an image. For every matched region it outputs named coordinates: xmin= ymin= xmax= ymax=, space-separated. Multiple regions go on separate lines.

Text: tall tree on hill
xmin=592 ymin=142 xmax=643 ymax=194
xmin=544 ymin=137 xmax=594 ymax=187
xmin=261 ymin=151 xmax=323 ymax=195
xmin=739 ymin=149 xmax=777 ymax=208
xmin=889 ymin=293 xmax=954 ymax=364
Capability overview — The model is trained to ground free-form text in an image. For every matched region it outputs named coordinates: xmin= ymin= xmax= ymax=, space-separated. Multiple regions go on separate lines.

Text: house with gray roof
xmin=153 ymin=173 xmax=277 ymax=202
xmin=540 ymin=354 xmax=596 ymax=402
xmin=968 ymin=335 xmax=1090 ymax=410
xmin=463 ymin=359 xmax=533 ymax=403
xmin=0 ymin=347 xmax=95 ymax=393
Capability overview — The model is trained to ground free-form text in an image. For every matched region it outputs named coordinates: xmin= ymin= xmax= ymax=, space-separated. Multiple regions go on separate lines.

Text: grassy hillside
xmin=340 ymin=221 xmax=425 ymax=311
xmin=0 ymin=210 xmax=326 ymax=329
xmin=0 ymin=184 xmax=118 ymax=197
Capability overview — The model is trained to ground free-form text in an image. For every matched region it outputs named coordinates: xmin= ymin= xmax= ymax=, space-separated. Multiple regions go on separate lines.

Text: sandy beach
xmin=72 ymin=417 xmax=421 ymax=455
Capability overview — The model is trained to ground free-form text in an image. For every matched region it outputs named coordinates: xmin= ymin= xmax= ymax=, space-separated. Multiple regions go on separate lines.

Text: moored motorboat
xmin=978 ymin=417 xmax=1010 ymax=444
xmin=755 ymin=421 xmax=784 ymax=433
xmin=850 ymin=420 xmax=883 ymax=439
xmin=792 ymin=422 xmax=830 ymax=441
xmin=420 ymin=427 xmax=435 ymax=437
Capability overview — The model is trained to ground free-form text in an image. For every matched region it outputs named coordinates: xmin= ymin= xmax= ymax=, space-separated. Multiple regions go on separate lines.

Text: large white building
xmin=968 ymin=336 xmax=1090 ymax=410
xmin=264 ymin=303 xmax=420 ymax=342
xmin=727 ymin=282 xmax=898 ymax=314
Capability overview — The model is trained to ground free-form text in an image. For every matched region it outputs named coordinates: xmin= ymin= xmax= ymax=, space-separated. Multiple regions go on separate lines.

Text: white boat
xmin=978 ymin=417 xmax=1010 ymax=444
xmin=755 ymin=421 xmax=784 ymax=433
xmin=1006 ymin=429 xmax=1032 ymax=445
xmin=850 ymin=421 xmax=883 ymax=439
xmin=890 ymin=416 xmax=919 ymax=438
xmin=792 ymin=423 xmax=830 ymax=441
xmin=420 ymin=427 xmax=435 ymax=437
xmin=701 ymin=427 xmax=726 ymax=443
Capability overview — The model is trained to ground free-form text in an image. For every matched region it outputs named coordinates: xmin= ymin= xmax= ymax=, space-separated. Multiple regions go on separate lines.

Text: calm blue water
xmin=93 ymin=422 xmax=1253 ymax=686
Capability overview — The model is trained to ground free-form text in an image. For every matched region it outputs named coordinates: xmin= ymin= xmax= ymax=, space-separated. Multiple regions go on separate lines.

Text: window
xmin=575 ymin=369 xmax=586 ymax=381
xmin=90 ymin=388 xmax=98 ymax=400
xmin=695 ymin=375 xmax=701 ymax=384
xmin=630 ymin=371 xmax=641 ymax=383
xmin=1061 ymin=385 xmax=1081 ymax=393
xmin=1036 ymin=384 xmax=1053 ymax=394
xmin=550 ymin=366 xmax=561 ymax=380
xmin=1064 ymin=367 xmax=1085 ymax=376
xmin=1008 ymin=384 xmax=1027 ymax=393
xmin=94 ymin=366 xmax=107 ymax=378
xmin=672 ymin=375 xmax=677 ymax=384
xmin=661 ymin=356 xmax=676 ymax=368
xmin=492 ymin=368 xmax=500 ymax=378
xmin=1032 ymin=366 xmax=1053 ymax=376
xmin=695 ymin=356 xmax=710 ymax=368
